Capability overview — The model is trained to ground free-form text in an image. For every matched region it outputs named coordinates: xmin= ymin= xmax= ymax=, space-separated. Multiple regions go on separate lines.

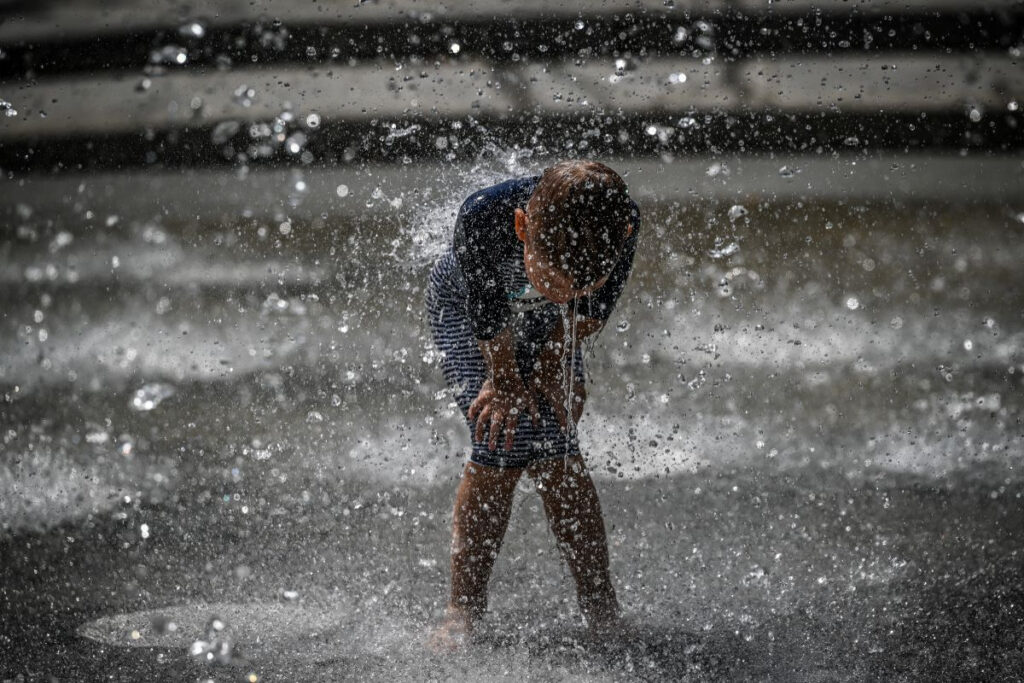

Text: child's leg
xmin=527 ymin=455 xmax=619 ymax=627
xmin=447 ymin=460 xmax=523 ymax=622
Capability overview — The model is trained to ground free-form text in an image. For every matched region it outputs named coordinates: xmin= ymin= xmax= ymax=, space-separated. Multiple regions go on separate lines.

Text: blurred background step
xmin=5 ymin=155 xmax=1021 ymax=231
xmin=1 ymin=1 xmax=1020 ymax=78
xmin=0 ymin=0 xmax=1021 ymax=170
xmin=0 ymin=60 xmax=514 ymax=139
xmin=741 ymin=55 xmax=1023 ymax=113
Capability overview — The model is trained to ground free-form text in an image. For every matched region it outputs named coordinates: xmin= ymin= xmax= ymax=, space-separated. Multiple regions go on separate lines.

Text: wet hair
xmin=526 ymin=160 xmax=633 ymax=290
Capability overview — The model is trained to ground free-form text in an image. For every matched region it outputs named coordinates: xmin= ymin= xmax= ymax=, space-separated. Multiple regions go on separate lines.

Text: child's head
xmin=514 ymin=160 xmax=634 ymax=304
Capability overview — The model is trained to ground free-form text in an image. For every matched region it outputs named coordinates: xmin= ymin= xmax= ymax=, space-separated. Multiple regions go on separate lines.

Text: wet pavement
xmin=2 ymin=159 xmax=1024 ymax=680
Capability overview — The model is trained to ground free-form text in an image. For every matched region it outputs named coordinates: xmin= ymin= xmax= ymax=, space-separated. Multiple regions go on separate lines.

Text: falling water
xmin=558 ymin=297 xmax=581 ymax=460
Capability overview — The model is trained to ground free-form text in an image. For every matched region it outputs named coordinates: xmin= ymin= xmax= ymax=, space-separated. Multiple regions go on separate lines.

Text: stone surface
xmin=0 ymin=0 xmax=723 ymax=42
xmin=523 ymin=59 xmax=737 ymax=113
xmin=741 ymin=55 xmax=1024 ymax=112
xmin=0 ymin=59 xmax=513 ymax=138
xmin=6 ymin=155 xmax=1021 ymax=229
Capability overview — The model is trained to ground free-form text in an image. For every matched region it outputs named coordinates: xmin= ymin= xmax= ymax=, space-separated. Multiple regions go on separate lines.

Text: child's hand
xmin=468 ymin=377 xmax=540 ymax=451
xmin=532 ymin=350 xmax=587 ymax=433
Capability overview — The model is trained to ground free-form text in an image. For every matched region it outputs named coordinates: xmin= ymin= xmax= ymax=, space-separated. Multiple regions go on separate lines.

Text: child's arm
xmin=468 ymin=326 xmax=540 ymax=451
xmin=530 ymin=315 xmax=604 ymax=431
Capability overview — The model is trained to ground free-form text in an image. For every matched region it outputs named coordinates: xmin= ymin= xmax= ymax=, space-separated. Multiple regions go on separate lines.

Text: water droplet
xmin=449 ymin=42 xmax=461 ymax=54
xmin=742 ymin=565 xmax=768 ymax=587
xmin=843 ymin=136 xmax=860 ymax=146
xmin=151 ymin=614 xmax=178 ymax=635
xmin=0 ymin=99 xmax=18 ymax=117
xmin=727 ymin=204 xmax=748 ymax=222
xmin=963 ymin=339 xmax=974 ymax=351
xmin=150 ymin=45 xmax=188 ymax=66
xmin=306 ymin=411 xmax=324 ymax=423
xmin=305 ymin=112 xmax=321 ymax=128
xmin=615 ymin=320 xmax=630 ymax=332
xmin=140 ymin=523 xmax=150 ymax=539
xmin=890 ymin=316 xmax=903 ymax=330
xmin=85 ymin=428 xmax=109 ymax=444
xmin=189 ymin=616 xmax=235 ymax=665
xmin=706 ymin=162 xmax=729 ymax=177
xmin=232 ymin=85 xmax=256 ymax=107
xmin=210 ymin=120 xmax=240 ymax=144
xmin=845 ymin=296 xmax=860 ymax=310
xmin=709 ymin=241 xmax=740 ymax=259
xmin=778 ymin=165 xmax=798 ymax=178
xmin=284 ymin=132 xmax=306 ymax=154
xmin=178 ymin=21 xmax=205 ymax=39
xmin=383 ymin=123 xmax=421 ymax=145
xmin=968 ymin=107 xmax=982 ymax=123
xmin=130 ymin=383 xmax=176 ymax=411
xmin=574 ymin=20 xmax=585 ymax=30
xmin=336 ymin=184 xmax=350 ymax=198
xmin=1008 ymin=100 xmax=1019 ymax=112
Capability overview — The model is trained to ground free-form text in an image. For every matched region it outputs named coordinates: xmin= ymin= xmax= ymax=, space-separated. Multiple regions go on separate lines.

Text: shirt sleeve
xmin=577 ymin=199 xmax=641 ymax=322
xmin=452 ymin=192 xmax=513 ymax=341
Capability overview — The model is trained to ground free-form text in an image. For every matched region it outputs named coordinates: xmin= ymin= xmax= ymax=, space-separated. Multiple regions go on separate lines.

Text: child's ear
xmin=514 ymin=208 xmax=528 ymax=243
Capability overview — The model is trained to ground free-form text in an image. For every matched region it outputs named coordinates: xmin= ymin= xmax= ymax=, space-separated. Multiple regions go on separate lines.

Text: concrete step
xmin=4 ymin=155 xmax=1021 ymax=230
xmin=741 ymin=54 xmax=1023 ymax=112
xmin=0 ymin=59 xmax=512 ymax=139
xmin=2 ymin=3 xmax=1020 ymax=82
xmin=3 ymin=0 xmax=1020 ymax=43
xmin=0 ymin=1 xmax=698 ymax=42
xmin=2 ymin=54 xmax=1019 ymax=142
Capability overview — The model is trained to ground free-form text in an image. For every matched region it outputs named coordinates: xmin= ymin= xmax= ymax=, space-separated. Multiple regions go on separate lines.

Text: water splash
xmin=130 ymin=382 xmax=176 ymax=411
xmin=189 ymin=616 xmax=238 ymax=665
xmin=559 ymin=297 xmax=581 ymax=459
xmin=727 ymin=204 xmax=748 ymax=222
xmin=399 ymin=139 xmax=541 ymax=267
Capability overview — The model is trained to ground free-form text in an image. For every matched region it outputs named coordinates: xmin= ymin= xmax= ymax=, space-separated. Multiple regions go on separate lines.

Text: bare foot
xmin=426 ymin=609 xmax=474 ymax=653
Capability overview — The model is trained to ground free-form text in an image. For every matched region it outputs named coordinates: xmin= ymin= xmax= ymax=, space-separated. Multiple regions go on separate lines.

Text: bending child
xmin=426 ymin=160 xmax=640 ymax=649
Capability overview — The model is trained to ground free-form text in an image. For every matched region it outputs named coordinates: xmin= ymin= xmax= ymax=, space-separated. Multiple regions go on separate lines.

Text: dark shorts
xmin=426 ymin=249 xmax=584 ymax=468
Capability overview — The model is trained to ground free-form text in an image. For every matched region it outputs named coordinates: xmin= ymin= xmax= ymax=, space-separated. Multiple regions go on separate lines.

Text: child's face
xmin=514 ymin=208 xmax=609 ymax=304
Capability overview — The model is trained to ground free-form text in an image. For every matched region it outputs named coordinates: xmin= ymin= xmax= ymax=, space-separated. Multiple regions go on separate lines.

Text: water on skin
xmin=558 ymin=297 xmax=581 ymax=459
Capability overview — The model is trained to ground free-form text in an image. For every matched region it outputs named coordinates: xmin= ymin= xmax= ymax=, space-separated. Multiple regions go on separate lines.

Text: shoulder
xmin=458 ymin=175 xmax=539 ymax=220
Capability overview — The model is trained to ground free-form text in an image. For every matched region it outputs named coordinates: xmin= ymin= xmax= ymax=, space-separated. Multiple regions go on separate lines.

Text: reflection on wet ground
xmin=1 ymin=183 xmax=1023 ymax=679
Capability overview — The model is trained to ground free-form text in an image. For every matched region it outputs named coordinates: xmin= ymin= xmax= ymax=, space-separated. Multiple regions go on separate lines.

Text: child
xmin=426 ymin=160 xmax=640 ymax=649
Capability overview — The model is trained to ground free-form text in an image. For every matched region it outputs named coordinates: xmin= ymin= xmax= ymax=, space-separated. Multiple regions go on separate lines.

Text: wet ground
xmin=2 ymin=159 xmax=1023 ymax=680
